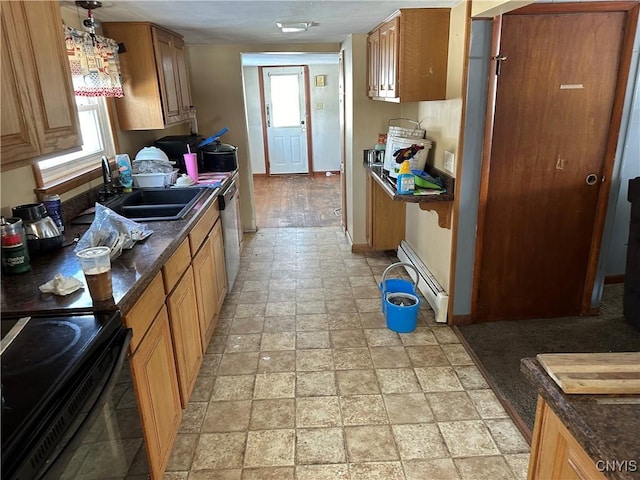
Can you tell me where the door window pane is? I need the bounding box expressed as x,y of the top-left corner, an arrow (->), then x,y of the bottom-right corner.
270,74 -> 300,127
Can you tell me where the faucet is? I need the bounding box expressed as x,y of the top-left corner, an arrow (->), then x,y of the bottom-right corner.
98,156 -> 118,202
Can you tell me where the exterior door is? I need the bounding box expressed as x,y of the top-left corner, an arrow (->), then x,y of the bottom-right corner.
474,8 -> 630,321
262,66 -> 310,174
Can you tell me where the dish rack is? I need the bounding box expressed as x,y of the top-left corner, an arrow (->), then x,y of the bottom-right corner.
387,118 -> 425,140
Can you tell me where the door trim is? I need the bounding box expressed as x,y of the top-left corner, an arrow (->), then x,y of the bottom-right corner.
471,2 -> 639,320
258,65 -> 313,176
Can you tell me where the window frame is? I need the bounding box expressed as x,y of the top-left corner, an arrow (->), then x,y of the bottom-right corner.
33,96 -> 118,196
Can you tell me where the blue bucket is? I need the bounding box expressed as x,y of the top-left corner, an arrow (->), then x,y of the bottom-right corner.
379,262 -> 421,333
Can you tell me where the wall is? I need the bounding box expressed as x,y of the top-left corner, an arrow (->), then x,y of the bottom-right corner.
340,34 -> 402,247
244,63 -> 341,175
403,1 -> 469,295
453,19 -> 492,316
598,19 -> 640,284
185,43 -> 339,232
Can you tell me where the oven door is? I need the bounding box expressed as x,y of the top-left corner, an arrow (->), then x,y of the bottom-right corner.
39,328 -> 151,480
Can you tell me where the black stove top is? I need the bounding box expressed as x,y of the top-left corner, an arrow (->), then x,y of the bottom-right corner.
1,311 -> 122,472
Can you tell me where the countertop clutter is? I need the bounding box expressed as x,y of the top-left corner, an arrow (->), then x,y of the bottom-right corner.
521,357 -> 640,480
0,181 -> 225,317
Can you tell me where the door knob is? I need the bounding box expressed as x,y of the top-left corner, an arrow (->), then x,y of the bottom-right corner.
585,174 -> 598,185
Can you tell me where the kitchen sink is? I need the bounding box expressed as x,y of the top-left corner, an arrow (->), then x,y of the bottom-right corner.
72,187 -> 207,224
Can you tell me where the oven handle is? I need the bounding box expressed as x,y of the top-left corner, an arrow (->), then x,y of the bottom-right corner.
38,328 -> 133,480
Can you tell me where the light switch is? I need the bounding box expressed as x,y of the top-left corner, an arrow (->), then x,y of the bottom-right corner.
444,151 -> 455,173
316,102 -> 324,110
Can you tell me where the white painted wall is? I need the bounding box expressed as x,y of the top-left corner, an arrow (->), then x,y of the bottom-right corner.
403,1 -> 468,296
243,63 -> 341,175
341,34 -> 402,247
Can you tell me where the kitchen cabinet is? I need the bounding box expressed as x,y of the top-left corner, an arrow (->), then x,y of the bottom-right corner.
101,22 -> 192,130
190,200 -> 227,351
129,305 -> 182,480
528,396 -> 605,480
367,8 -> 450,102
0,1 -> 81,170
164,240 -> 203,407
367,29 -> 380,97
366,173 -> 406,250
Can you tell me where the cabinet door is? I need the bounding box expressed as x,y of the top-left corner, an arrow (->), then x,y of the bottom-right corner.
528,398 -> 606,480
379,17 -> 399,99
369,176 -> 406,250
152,27 -> 181,126
1,1 -> 80,169
173,35 -> 192,120
130,306 -> 182,480
192,235 -> 219,351
367,29 -> 380,98
212,218 -> 228,313
166,266 -> 203,407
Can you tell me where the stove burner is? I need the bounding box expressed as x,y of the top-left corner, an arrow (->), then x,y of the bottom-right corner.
9,321 -> 81,375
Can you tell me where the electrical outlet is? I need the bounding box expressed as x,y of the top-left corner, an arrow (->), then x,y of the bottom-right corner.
444,151 -> 455,173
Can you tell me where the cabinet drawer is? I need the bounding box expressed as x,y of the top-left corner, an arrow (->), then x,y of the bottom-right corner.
124,272 -> 165,353
163,239 -> 191,293
189,202 -> 218,256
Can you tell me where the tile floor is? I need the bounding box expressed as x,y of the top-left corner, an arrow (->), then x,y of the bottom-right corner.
164,227 -> 530,480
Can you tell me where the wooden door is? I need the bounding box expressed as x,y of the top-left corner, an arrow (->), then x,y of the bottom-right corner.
367,29 -> 380,97
475,8 -> 633,321
130,306 -> 182,479
166,266 -> 203,407
173,35 -> 192,120
378,18 -> 398,98
192,234 -> 218,351
152,28 -> 181,125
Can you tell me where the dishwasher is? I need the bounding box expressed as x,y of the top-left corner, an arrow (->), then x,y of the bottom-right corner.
219,174 -> 241,293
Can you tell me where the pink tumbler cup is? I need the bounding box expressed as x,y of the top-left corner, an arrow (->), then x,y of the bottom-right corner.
183,153 -> 198,182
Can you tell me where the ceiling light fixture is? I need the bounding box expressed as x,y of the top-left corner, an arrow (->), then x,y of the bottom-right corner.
276,22 -> 312,33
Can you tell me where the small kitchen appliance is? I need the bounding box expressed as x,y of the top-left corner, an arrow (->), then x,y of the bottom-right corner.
11,203 -> 63,255
154,135 -> 205,173
200,139 -> 238,172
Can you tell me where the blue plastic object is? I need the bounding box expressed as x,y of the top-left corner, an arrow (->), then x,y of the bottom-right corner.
379,262 -> 421,333
198,127 -> 229,147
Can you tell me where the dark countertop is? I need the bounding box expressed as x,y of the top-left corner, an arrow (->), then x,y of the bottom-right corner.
366,163 -> 455,204
1,183 -> 226,317
521,357 -> 640,480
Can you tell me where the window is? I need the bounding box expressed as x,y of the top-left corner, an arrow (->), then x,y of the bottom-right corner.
269,74 -> 301,128
37,96 -> 115,186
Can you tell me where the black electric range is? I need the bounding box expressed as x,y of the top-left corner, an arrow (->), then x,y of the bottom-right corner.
1,310 -> 126,479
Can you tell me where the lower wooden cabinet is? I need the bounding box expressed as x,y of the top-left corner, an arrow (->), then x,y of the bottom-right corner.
366,174 -> 406,250
190,200 -> 227,352
166,265 -> 203,408
129,306 -> 182,480
528,396 -> 605,480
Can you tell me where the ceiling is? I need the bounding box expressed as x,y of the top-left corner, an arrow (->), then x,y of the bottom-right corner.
61,1 -> 459,46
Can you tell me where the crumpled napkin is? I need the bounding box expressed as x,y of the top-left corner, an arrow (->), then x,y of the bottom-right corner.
39,274 -> 84,296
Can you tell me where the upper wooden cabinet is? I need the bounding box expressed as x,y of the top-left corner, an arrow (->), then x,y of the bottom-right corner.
367,8 -> 450,103
0,1 -> 81,171
102,22 -> 193,130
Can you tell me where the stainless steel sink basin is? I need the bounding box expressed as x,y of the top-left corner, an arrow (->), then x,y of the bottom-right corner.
72,187 -> 207,224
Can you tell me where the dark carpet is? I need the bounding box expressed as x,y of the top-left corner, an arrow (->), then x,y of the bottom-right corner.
455,284 -> 640,433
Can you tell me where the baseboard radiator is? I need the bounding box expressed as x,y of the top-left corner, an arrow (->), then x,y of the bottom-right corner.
397,241 -> 448,323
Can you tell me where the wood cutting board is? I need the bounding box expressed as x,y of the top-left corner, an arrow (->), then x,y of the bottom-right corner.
536,352 -> 640,394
